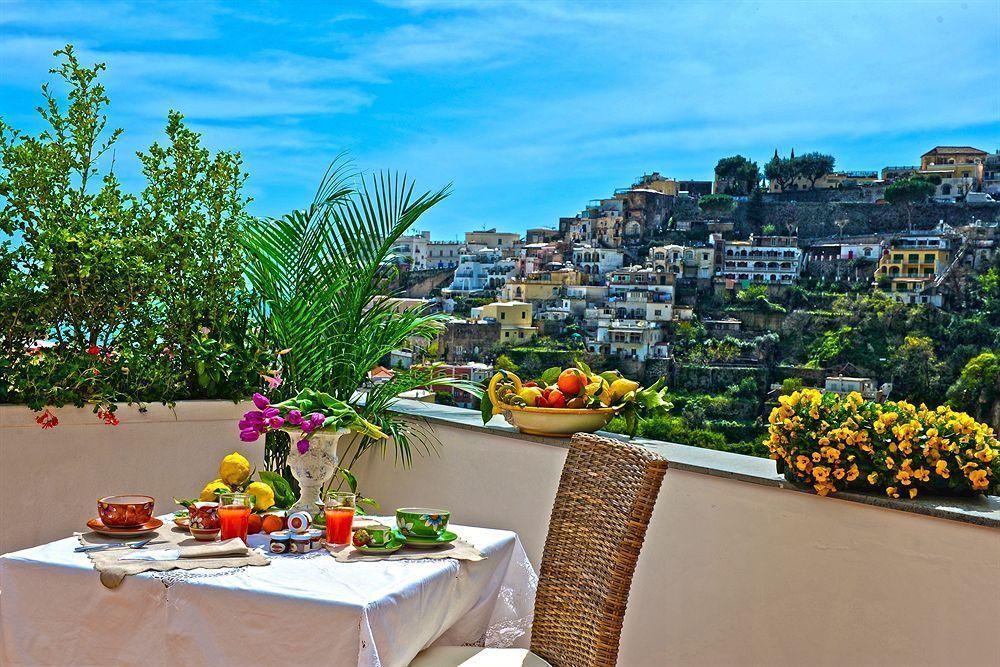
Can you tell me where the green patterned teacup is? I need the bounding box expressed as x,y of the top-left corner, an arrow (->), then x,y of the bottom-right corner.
367,524 -> 392,547
396,508 -> 450,538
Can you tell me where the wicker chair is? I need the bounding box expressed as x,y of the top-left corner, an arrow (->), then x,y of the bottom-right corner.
410,432 -> 668,667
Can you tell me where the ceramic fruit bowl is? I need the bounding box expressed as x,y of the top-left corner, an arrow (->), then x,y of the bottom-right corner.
500,404 -> 617,437
87,517 -> 163,537
395,508 -> 450,538
97,495 -> 155,527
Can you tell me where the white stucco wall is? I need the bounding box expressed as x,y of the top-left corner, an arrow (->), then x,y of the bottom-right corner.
0,401 -> 263,554
351,415 -> 1000,667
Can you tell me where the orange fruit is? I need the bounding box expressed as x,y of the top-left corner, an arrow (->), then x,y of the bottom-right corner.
557,368 -> 586,396
247,514 -> 263,534
261,514 -> 284,534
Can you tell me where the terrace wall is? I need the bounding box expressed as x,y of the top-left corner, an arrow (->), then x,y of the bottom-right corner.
2,400 -> 997,666
0,401 -> 260,554
354,401 -> 1000,667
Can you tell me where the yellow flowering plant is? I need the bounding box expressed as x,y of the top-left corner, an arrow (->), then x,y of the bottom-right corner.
765,390 -> 999,499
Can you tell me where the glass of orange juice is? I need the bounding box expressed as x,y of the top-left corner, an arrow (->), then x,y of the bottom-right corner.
218,493 -> 253,544
324,492 -> 356,545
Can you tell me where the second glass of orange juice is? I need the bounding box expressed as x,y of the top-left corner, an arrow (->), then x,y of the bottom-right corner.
324,492 -> 356,545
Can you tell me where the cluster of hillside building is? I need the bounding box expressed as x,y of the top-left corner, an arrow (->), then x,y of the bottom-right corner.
386,145 -> 998,372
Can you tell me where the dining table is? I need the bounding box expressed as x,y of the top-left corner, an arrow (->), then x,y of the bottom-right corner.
0,517 -> 537,667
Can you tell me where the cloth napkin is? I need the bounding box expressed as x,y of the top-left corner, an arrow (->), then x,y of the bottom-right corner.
77,524 -> 269,589
120,538 -> 250,561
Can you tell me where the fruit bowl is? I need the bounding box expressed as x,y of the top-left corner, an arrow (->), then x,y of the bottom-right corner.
499,404 -> 618,437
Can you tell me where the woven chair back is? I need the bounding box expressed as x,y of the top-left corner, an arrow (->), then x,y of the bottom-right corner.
530,432 -> 668,667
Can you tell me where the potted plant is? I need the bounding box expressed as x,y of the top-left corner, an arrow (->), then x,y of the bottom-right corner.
765,389 -> 999,499
241,158 -> 479,508
239,389 -> 386,510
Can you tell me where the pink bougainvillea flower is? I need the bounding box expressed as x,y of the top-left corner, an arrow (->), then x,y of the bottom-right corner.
87,345 -> 100,355
262,372 -> 283,389
296,439 -> 311,455
251,393 -> 270,410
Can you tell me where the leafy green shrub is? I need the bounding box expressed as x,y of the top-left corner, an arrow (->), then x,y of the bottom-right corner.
0,45 -> 264,418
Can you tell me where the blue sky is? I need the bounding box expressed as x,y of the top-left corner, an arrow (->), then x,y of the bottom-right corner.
1,0 -> 998,239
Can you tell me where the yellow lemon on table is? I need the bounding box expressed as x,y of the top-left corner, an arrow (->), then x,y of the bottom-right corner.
219,452 -> 251,486
199,479 -> 231,502
245,481 -> 275,511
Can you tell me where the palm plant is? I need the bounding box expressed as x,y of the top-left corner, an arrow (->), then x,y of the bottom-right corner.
242,156 -> 479,477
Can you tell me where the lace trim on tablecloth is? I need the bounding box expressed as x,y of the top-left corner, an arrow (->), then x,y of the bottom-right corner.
148,547 -> 327,587
482,541 -> 539,648
151,566 -> 249,588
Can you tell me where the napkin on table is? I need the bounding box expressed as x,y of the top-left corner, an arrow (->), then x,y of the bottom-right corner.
121,537 -> 250,561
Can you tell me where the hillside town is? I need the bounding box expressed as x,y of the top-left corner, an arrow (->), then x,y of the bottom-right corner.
380,145 -> 1000,454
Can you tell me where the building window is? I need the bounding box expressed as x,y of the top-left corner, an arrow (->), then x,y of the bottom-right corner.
924,254 -> 935,263
500,312 -> 505,320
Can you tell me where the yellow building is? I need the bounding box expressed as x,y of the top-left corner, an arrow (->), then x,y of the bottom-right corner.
631,172 -> 679,196
465,229 -> 521,249
472,301 -> 536,343
920,146 -> 988,171
500,269 -> 586,302
919,146 -> 987,199
874,235 -> 952,307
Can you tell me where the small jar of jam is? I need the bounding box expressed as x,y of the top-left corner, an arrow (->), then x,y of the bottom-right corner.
269,530 -> 290,554
290,533 -> 312,554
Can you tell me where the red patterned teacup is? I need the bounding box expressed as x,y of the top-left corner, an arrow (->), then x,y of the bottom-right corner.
189,501 -> 220,530
98,495 -> 155,527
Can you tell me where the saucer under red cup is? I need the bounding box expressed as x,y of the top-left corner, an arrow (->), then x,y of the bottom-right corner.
86,517 -> 163,537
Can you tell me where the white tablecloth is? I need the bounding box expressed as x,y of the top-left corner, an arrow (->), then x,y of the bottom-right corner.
0,519 -> 536,667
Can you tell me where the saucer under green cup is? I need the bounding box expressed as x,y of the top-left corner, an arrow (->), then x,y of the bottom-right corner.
356,537 -> 404,555
395,508 -> 451,538
393,529 -> 458,549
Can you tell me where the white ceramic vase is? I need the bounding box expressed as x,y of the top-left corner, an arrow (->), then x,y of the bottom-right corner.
283,428 -> 348,512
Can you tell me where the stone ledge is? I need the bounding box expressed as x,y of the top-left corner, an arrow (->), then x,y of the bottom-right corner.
387,398 -> 1000,530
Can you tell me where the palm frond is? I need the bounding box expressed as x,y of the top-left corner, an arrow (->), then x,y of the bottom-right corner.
244,156 -> 455,468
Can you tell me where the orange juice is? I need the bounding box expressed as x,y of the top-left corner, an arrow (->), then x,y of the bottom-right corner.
219,504 -> 251,544
325,507 -> 355,545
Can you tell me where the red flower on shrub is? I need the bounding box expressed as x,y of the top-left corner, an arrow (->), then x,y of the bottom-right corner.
87,345 -> 100,355
97,408 -> 119,426
35,409 -> 58,429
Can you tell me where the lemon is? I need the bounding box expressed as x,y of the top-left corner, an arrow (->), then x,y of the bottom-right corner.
609,379 -> 641,404
517,386 -> 543,406
245,481 -> 275,511
199,479 -> 231,502
219,452 -> 252,486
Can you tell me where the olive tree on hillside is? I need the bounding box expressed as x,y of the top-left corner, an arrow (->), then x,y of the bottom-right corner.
796,152 -> 836,189
714,155 -> 760,196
